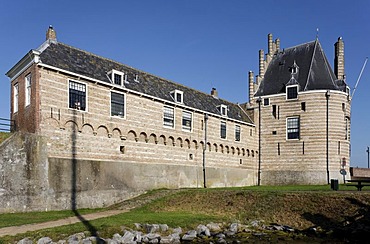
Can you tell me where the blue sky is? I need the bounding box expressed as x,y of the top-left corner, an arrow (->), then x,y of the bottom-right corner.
0,0 -> 369,167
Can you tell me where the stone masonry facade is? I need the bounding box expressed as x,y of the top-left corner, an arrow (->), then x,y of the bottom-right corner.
1,28 -> 351,212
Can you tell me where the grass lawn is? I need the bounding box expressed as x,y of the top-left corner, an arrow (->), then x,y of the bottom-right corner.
0,132 -> 11,144
0,185 -> 366,243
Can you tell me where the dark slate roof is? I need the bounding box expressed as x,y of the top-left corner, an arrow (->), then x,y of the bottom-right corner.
255,40 -> 347,97
39,42 -> 253,124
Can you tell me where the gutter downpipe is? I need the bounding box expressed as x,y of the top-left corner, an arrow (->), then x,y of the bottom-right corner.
326,90 -> 330,184
257,97 -> 262,186
203,113 -> 208,188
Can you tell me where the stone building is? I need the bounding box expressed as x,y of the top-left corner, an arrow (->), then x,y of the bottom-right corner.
0,27 -> 350,212
1,27 -> 257,211
246,34 -> 350,185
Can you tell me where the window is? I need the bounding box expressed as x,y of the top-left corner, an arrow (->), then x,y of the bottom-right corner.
110,70 -> 124,86
301,102 -> 306,111
218,104 -> 228,116
182,111 -> 192,131
220,121 -> 227,139
114,73 -> 122,85
134,74 -> 139,82
272,105 -> 277,118
111,92 -> 125,117
263,98 -> 270,106
171,90 -> 183,104
235,125 -> 241,141
13,83 -> 19,113
287,117 -> 300,140
69,81 -> 86,111
286,85 -> 298,100
25,74 -> 31,107
163,106 -> 174,128
345,117 -> 350,140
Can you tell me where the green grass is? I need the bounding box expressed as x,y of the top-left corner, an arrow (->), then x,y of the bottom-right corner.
0,209 -> 103,228
0,132 -> 11,144
0,208 -> 224,243
0,184 -> 363,243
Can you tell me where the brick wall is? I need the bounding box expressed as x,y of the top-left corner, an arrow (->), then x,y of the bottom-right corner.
10,64 -> 40,133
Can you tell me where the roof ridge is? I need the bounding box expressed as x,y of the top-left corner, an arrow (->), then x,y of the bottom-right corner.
49,42 -> 243,107
304,39 -> 318,91
282,40 -> 316,52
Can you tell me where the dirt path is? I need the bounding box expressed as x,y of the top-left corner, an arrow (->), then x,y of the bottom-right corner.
0,189 -> 182,237
0,210 -> 127,237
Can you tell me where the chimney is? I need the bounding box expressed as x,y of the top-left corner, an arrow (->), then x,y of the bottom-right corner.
211,87 -> 218,98
259,49 -> 265,78
46,25 -> 57,42
275,38 -> 280,52
248,71 -> 255,102
334,37 -> 345,80
268,33 -> 273,56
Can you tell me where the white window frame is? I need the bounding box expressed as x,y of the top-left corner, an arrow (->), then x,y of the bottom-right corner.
182,110 -> 192,132
286,116 -> 300,140
163,106 -> 175,128
68,80 -> 88,111
134,74 -> 139,82
235,125 -> 241,141
109,69 -> 124,86
286,85 -> 299,100
110,91 -> 126,118
25,73 -> 31,107
171,90 -> 183,104
13,83 -> 19,113
220,121 -> 227,139
218,104 -> 228,117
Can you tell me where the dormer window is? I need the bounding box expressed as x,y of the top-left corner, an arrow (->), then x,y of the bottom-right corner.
134,74 -> 139,82
218,104 -> 228,117
289,61 -> 299,75
171,90 -> 183,104
109,70 -> 124,86
286,85 -> 298,100
124,74 -> 128,83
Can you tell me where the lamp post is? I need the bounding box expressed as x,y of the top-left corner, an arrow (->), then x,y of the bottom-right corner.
202,113 -> 208,188
325,91 -> 330,184
256,97 -> 262,186
367,146 -> 369,169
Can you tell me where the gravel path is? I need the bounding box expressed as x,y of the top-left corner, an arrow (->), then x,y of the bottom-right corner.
0,189 -> 182,237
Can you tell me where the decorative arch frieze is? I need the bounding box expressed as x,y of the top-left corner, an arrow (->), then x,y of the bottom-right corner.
149,133 -> 157,144
127,130 -> 138,141
168,136 -> 175,146
176,137 -> 183,147
139,132 -> 148,142
184,139 -> 190,149
159,135 -> 166,145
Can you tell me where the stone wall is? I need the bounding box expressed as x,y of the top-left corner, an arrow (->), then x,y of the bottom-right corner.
0,132 -> 256,212
37,67 -> 258,182
255,90 -> 350,185
0,133 -> 49,212
1,65 -> 259,212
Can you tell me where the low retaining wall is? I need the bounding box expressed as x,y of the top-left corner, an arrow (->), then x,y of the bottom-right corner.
0,133 -> 256,212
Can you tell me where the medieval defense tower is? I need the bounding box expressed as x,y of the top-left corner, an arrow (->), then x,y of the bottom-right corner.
247,34 -> 351,185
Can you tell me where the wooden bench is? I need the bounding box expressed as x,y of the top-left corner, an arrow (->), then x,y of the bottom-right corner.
346,167 -> 370,191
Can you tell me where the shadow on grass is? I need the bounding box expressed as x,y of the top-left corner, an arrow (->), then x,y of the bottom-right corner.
302,197 -> 370,242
